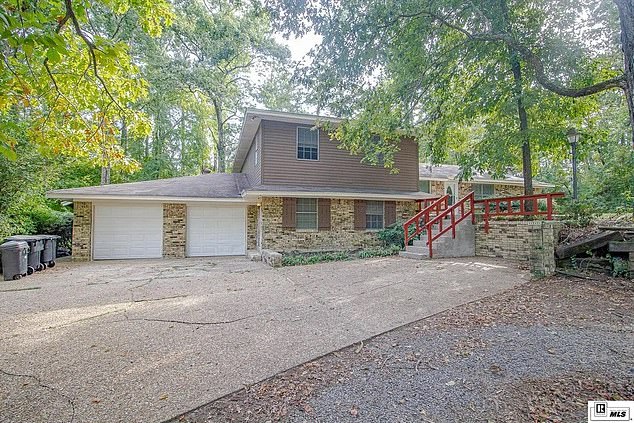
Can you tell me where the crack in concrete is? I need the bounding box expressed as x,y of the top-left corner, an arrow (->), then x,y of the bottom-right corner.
130,314 -> 256,326
0,368 -> 76,423
132,294 -> 189,303
0,286 -> 41,293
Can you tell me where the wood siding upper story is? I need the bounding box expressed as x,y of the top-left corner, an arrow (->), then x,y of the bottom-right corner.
259,120 -> 419,191
240,127 -> 262,186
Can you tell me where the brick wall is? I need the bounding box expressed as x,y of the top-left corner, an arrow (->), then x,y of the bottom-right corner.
493,184 -> 523,197
260,197 -> 418,252
430,181 -> 445,196
72,201 -> 92,261
163,203 -> 186,258
396,200 -> 418,220
475,220 -> 563,277
247,205 -> 258,250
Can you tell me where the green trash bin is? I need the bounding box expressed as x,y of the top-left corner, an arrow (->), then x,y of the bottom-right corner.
0,241 -> 29,281
6,235 -> 45,274
37,235 -> 61,268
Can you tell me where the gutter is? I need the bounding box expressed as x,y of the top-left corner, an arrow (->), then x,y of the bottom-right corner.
46,193 -> 254,203
242,190 -> 435,201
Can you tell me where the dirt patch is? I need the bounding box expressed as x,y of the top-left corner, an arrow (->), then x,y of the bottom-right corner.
174,275 -> 634,422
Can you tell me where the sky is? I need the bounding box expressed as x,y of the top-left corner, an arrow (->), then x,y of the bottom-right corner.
275,32 -> 322,64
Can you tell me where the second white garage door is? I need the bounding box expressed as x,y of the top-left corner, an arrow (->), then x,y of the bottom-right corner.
187,205 -> 246,256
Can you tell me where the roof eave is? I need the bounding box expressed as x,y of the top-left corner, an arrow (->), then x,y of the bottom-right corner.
46,193 -> 252,203
243,190 -> 435,201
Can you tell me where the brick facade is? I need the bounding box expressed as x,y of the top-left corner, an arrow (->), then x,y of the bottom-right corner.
430,181 -> 445,197
475,220 -> 563,277
260,197 -> 418,253
72,201 -> 93,261
493,184 -> 524,197
163,203 -> 187,258
426,180 -> 541,199
247,205 -> 258,250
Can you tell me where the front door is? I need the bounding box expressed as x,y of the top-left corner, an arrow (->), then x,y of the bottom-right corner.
444,181 -> 458,205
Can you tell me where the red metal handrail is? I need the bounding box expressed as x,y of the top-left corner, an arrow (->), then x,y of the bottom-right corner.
416,197 -> 441,212
474,192 -> 565,233
404,195 -> 448,247
424,192 -> 475,258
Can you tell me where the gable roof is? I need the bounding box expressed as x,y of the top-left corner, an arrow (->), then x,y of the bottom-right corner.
47,173 -> 251,201
232,108 -> 341,173
419,164 -> 554,188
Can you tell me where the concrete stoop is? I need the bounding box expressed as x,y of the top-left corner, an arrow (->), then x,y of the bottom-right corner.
400,222 -> 476,259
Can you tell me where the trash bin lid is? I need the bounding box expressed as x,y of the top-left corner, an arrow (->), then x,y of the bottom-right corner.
6,235 -> 47,241
0,240 -> 29,251
35,234 -> 61,240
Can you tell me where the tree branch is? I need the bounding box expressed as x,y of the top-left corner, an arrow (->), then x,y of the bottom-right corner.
387,10 -> 627,98
63,0 -> 126,113
426,12 -> 627,96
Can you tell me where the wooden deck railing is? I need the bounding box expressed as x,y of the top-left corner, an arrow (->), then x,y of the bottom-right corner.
475,192 -> 565,233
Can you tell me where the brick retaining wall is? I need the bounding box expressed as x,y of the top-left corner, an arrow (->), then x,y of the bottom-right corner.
475,220 -> 563,277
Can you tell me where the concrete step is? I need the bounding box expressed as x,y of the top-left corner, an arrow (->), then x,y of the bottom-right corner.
399,250 -> 429,260
408,221 -> 476,259
404,245 -> 428,255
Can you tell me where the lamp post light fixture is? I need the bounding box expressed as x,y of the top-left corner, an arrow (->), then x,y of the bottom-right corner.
567,127 -> 580,200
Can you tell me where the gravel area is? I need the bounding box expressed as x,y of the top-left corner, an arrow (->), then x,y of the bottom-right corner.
175,275 -> 634,422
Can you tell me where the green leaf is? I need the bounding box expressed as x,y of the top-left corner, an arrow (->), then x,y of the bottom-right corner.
46,48 -> 61,63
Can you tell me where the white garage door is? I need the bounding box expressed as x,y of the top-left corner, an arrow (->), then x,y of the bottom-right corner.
93,204 -> 163,259
187,205 -> 246,256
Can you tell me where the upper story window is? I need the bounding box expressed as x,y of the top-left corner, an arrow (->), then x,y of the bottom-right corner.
419,180 -> 431,193
473,183 -> 494,200
297,127 -> 319,160
366,200 -> 384,230
296,198 -> 318,230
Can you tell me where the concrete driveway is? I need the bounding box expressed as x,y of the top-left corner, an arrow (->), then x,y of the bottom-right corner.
0,256 -> 528,422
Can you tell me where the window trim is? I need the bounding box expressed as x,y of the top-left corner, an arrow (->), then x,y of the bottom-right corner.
472,183 -> 495,200
418,180 -> 431,193
365,200 -> 385,231
295,198 -> 318,231
296,126 -> 320,161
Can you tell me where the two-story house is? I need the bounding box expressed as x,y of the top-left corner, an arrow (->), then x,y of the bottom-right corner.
48,109 -> 431,261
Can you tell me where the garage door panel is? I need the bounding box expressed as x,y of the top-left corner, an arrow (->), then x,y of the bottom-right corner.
187,205 -> 246,257
93,204 -> 163,260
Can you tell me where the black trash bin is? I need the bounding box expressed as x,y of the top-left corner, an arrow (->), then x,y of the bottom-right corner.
38,235 -> 61,268
0,241 -> 29,281
6,235 -> 45,274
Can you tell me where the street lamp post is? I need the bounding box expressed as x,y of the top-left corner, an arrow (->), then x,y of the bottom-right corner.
567,128 -> 580,200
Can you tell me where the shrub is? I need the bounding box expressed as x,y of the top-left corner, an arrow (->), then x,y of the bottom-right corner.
356,244 -> 401,258
377,220 -> 414,247
558,198 -> 596,227
282,251 -> 351,266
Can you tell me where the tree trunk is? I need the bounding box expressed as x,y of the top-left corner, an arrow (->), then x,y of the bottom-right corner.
499,0 -> 533,196
121,116 -> 128,152
100,165 -> 111,185
615,0 -> 634,147
213,99 -> 226,173
510,54 -> 534,196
